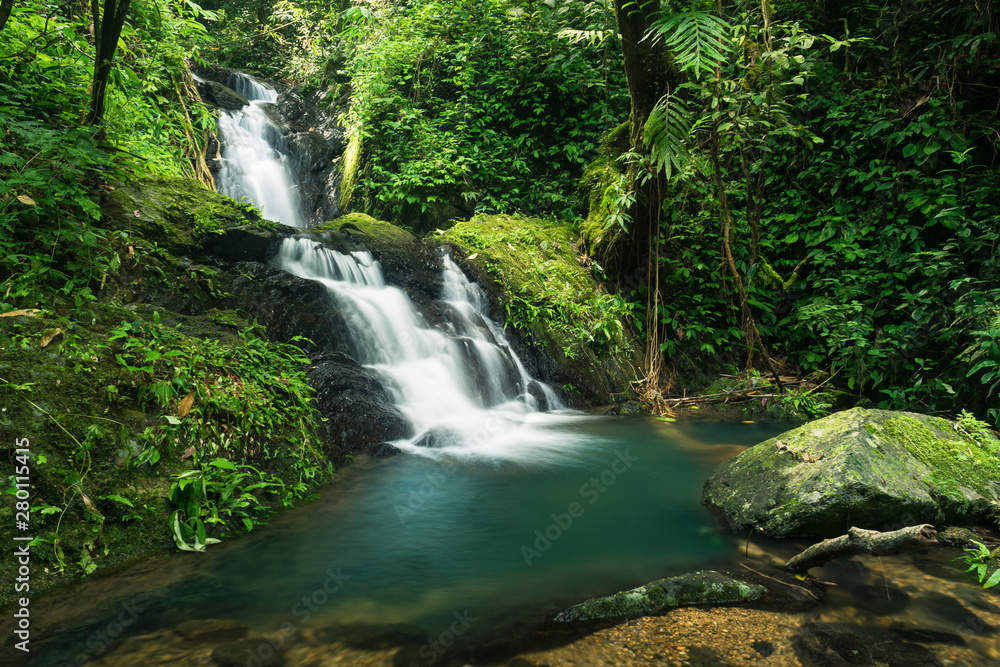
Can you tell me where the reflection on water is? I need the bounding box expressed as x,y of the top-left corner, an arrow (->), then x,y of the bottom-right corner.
17,416 -> 780,664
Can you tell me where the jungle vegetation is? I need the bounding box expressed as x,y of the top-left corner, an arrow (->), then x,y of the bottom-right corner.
1,0 -> 1000,575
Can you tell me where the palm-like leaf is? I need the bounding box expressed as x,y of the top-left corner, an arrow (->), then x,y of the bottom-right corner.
644,93 -> 690,179
644,11 -> 733,79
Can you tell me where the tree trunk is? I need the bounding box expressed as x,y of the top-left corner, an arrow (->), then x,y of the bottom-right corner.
610,0 -> 675,280
0,0 -> 14,35
86,0 -> 132,126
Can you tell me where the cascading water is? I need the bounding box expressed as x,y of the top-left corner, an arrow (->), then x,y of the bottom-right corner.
273,237 -> 574,461
214,73 -> 305,227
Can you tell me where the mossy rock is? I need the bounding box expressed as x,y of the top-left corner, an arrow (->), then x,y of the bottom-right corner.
554,570 -> 765,623
436,213 -> 636,405
315,212 -> 418,247
101,176 -> 270,254
702,407 -> 1000,537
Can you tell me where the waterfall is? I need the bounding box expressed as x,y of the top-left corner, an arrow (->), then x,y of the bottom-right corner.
214,73 -> 305,228
273,237 -> 573,461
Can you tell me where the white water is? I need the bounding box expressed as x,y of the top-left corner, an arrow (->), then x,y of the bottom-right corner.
215,74 -> 305,227
273,237 -> 581,463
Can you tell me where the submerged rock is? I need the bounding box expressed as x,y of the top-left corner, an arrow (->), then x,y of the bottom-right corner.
211,637 -> 285,666
792,622 -> 946,667
177,618 -> 249,644
553,570 -> 765,623
702,407 -> 1000,537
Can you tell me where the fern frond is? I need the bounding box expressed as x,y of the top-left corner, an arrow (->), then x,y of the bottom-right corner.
644,94 -> 691,179
643,11 -> 733,79
557,28 -> 613,48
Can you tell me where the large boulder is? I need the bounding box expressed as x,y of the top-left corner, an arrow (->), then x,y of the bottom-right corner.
702,408 -> 1000,537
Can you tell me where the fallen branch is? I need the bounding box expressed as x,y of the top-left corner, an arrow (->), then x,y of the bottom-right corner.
785,524 -> 938,572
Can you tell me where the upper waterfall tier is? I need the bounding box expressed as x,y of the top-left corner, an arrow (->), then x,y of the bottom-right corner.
215,73 -> 305,227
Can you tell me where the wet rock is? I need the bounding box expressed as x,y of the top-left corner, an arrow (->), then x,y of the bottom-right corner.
312,622 -> 428,649
288,131 -> 335,174
792,622 -> 943,667
203,225 -> 277,262
702,408 -> 999,538
306,350 -> 412,463
177,618 -> 248,644
228,261 -> 354,354
203,81 -> 250,110
211,637 -> 285,666
554,570 -> 765,623
935,526 -> 982,548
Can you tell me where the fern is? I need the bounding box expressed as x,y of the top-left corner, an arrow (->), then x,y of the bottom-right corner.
643,11 -> 733,79
644,93 -> 691,179
556,28 -> 613,47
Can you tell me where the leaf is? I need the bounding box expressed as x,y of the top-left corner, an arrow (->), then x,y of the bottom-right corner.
984,568 -> 1000,589
40,328 -> 63,348
16,194 -> 37,205
644,11 -> 733,79
467,253 -> 479,260
102,494 -> 134,508
163,415 -> 182,425
209,457 -> 238,470
177,391 -> 195,418
644,93 -> 691,179
182,446 -> 195,459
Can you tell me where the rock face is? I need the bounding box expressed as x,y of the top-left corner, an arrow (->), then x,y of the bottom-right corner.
702,407 -> 1000,537
306,351 -> 412,463
554,571 -> 765,623
203,81 -> 249,110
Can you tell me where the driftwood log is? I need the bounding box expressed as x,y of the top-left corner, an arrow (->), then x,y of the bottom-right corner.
785,524 -> 939,572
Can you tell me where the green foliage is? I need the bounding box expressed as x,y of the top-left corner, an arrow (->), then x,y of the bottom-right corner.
956,540 -> 1000,589
336,0 -> 628,226
626,0 -> 1000,414
1,1 -> 219,310
644,10 -> 733,79
108,317 -> 324,491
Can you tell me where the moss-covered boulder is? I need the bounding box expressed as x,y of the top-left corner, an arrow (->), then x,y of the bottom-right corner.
702,407 -> 1000,537
436,214 -> 636,406
100,176 -> 268,255
554,571 -> 765,623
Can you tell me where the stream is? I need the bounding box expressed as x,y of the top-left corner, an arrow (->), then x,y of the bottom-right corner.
12,72 -> 1000,666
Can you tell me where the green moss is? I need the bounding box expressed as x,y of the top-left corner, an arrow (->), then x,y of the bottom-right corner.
555,570 -> 765,622
578,121 -> 630,266
101,177 -> 269,253
316,212 -> 418,246
881,414 -> 1000,499
339,131 -> 363,212
437,214 -> 636,403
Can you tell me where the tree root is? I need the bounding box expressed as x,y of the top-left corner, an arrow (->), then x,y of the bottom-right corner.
785,524 -> 939,572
